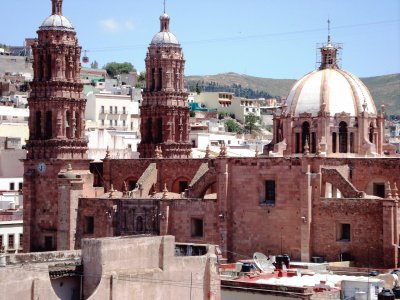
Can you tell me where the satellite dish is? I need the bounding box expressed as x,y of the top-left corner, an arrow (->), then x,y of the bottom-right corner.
253,252 -> 275,273
377,273 -> 397,290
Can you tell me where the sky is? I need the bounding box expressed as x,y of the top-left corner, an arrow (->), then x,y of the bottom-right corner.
1,0 -> 399,79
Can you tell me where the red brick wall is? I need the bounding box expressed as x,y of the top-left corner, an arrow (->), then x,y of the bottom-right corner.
312,199 -> 383,267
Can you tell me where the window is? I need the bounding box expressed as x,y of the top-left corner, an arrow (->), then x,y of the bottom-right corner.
101,106 -> 105,113
339,122 -> 348,153
45,111 -> 52,139
0,235 -> 3,250
191,218 -> 203,238
128,180 -> 137,190
9,182 -> 15,190
109,106 -> 113,114
8,234 -> 14,249
373,183 -> 385,198
337,223 -> 351,241
122,120 -> 126,127
332,132 -> 337,153
101,120 -> 104,126
44,236 -> 54,251
301,122 -> 310,153
109,120 -> 112,126
264,180 -> 276,204
114,120 -> 117,126
84,216 -> 94,234
18,182 -> 22,190
19,234 -> 23,248
123,107 -> 126,114
179,181 -> 188,194
115,106 -> 118,114
295,133 -> 300,153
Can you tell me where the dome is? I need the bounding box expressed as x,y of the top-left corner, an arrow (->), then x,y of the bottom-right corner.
39,14 -> 75,31
286,68 -> 376,117
151,31 -> 180,45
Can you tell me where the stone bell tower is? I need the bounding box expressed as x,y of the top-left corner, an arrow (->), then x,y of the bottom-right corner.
27,0 -> 87,159
23,0 -> 91,252
137,11 -> 191,158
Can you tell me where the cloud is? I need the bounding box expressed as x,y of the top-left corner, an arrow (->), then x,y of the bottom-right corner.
99,18 -> 135,33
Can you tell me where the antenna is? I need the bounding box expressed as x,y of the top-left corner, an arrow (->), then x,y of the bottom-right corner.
164,0 -> 166,13
327,18 -> 331,43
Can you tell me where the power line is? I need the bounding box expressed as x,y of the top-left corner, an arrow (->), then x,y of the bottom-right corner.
86,19 -> 400,53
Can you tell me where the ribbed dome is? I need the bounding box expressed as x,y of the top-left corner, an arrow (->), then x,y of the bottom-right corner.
151,31 -> 180,45
150,12 -> 180,46
39,14 -> 75,31
286,68 -> 376,117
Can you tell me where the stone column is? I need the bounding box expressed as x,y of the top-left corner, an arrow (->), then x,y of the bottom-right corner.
300,159 -> 312,262
217,159 -> 230,260
382,199 -> 398,268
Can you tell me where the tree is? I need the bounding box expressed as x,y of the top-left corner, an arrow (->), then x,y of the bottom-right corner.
225,119 -> 241,133
218,112 -> 228,120
90,60 -> 99,69
195,82 -> 201,94
104,62 -> 136,78
245,113 -> 260,134
135,71 -> 146,88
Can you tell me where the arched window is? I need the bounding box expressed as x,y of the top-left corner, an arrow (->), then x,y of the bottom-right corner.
151,68 -> 155,91
35,111 -> 42,139
295,133 -> 300,153
157,117 -> 163,143
332,132 -> 337,153
339,121 -> 348,153
369,123 -> 374,143
45,111 -> 52,139
66,111 -> 72,139
311,132 -> 316,153
146,118 -> 152,142
75,112 -> 80,138
301,122 -> 310,153
158,68 -> 162,91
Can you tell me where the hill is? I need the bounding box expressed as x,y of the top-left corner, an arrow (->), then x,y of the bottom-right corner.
185,72 -> 400,115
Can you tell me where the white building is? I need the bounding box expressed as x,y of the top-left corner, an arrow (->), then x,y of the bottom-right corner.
85,91 -> 137,131
86,129 -> 140,161
194,92 -> 264,123
0,105 -> 29,124
0,216 -> 23,253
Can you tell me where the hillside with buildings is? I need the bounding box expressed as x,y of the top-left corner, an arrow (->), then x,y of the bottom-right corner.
186,72 -> 400,115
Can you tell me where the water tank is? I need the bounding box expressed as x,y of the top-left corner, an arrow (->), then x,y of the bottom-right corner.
378,289 -> 395,300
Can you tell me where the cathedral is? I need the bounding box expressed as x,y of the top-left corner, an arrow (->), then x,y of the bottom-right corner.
23,0 -> 400,269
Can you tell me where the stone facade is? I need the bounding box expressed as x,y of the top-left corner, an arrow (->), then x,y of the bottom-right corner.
23,0 -> 95,252
0,235 -> 220,300
23,1 -> 400,272
72,157 -> 400,269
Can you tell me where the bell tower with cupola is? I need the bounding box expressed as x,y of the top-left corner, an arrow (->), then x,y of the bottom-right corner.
138,10 -> 191,158
27,0 -> 87,159
23,0 -> 92,252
